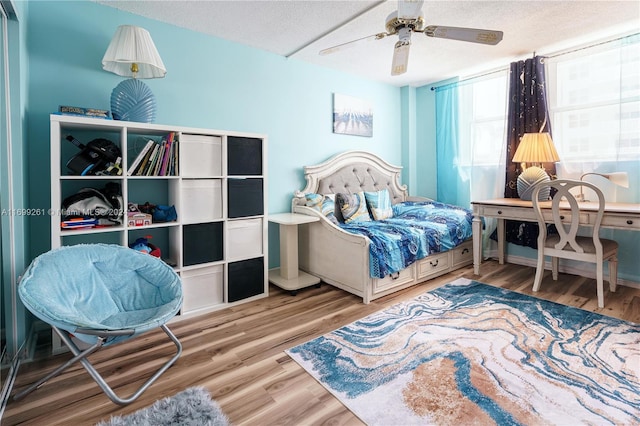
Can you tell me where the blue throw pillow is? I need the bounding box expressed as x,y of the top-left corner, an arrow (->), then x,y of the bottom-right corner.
364,189 -> 393,220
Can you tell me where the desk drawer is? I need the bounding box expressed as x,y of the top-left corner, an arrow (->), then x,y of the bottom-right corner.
541,210 -> 588,225
479,205 -> 533,221
600,214 -> 640,230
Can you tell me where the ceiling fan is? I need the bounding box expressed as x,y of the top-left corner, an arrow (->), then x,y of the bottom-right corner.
319,0 -> 504,76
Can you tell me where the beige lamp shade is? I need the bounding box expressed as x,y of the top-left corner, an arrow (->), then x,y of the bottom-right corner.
102,25 -> 166,79
512,132 -> 560,165
513,132 -> 560,201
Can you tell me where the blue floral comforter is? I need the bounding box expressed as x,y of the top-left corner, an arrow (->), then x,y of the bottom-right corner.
339,201 -> 474,278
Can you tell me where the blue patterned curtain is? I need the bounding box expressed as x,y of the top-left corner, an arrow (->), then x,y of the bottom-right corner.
501,56 -> 556,248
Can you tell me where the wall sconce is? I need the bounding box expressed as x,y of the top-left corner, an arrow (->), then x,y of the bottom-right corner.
577,172 -> 629,202
512,132 -> 560,201
102,25 -> 166,123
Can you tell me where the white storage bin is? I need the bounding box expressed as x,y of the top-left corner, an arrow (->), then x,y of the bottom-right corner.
181,179 -> 222,223
180,134 -> 222,177
181,265 -> 224,314
227,218 -> 263,261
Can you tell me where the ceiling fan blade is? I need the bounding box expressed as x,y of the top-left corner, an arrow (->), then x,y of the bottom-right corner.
424,25 -> 503,45
319,32 -> 389,55
397,0 -> 425,19
391,41 -> 410,76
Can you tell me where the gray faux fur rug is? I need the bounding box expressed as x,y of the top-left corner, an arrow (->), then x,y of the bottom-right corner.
97,387 -> 230,426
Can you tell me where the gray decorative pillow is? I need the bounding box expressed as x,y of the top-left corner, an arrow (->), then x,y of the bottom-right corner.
336,192 -> 371,224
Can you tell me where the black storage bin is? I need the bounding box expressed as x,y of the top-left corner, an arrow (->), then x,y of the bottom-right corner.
228,178 -> 263,218
228,257 -> 264,302
183,222 -> 223,266
228,137 -> 262,176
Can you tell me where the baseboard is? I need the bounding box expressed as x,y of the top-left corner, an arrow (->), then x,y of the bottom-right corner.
498,253 -> 640,289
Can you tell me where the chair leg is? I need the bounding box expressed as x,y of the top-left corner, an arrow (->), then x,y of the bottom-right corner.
15,324 -> 182,406
608,255 -> 618,293
533,251 -> 545,292
551,257 -> 559,281
596,261 -> 604,309
13,334 -> 105,401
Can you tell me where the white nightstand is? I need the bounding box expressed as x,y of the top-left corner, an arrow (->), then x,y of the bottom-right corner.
268,213 -> 321,294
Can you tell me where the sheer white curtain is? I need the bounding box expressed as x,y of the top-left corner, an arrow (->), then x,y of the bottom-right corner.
435,72 -> 508,253
546,34 -> 640,203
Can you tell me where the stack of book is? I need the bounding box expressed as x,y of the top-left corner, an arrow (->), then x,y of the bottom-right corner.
127,132 -> 179,176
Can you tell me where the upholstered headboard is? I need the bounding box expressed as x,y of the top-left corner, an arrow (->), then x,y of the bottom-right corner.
293,151 -> 408,207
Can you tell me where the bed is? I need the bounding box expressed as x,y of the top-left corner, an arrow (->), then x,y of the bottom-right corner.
291,150 -> 474,304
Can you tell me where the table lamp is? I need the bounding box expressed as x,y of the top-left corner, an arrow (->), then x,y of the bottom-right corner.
102,25 -> 166,123
577,172 -> 629,202
512,132 -> 560,201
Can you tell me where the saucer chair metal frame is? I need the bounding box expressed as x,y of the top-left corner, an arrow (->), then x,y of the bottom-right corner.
14,244 -> 183,405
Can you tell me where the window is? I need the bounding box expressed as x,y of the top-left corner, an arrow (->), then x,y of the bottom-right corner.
457,73 -> 508,167
546,34 -> 640,163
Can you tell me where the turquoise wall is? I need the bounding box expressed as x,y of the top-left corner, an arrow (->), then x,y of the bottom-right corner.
25,1 -> 404,266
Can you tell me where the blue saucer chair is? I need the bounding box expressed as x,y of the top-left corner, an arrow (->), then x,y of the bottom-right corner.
14,244 -> 183,405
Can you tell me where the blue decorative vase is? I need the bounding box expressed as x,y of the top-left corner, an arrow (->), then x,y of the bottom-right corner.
517,166 -> 551,201
110,79 -> 157,123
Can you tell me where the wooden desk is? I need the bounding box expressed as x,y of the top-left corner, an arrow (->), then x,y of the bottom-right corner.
471,198 -> 640,275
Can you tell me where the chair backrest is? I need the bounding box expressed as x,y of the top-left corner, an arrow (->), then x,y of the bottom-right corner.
532,179 -> 606,256
18,244 -> 182,339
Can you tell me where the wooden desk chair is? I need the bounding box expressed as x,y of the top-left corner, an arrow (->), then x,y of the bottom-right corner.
531,179 -> 618,308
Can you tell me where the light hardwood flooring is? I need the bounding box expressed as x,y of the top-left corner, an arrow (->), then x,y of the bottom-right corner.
3,260 -> 640,425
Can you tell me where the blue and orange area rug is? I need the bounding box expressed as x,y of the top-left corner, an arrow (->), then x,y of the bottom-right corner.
287,278 -> 640,425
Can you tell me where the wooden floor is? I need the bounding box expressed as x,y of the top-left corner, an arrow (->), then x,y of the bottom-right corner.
4,260 -> 640,425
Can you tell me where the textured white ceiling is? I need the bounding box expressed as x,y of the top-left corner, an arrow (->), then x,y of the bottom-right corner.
95,0 -> 640,87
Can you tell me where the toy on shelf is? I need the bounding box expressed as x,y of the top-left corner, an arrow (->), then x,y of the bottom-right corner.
129,236 -> 161,258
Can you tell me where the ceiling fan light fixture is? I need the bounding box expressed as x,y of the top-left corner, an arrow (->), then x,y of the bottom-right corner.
391,41 -> 410,76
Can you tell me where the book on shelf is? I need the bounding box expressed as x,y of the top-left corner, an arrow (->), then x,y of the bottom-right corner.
173,138 -> 179,175
127,139 -> 155,175
58,105 -> 111,119
168,137 -> 177,176
136,143 -> 158,176
151,140 -> 166,176
159,132 -> 174,176
128,132 -> 178,177
144,143 -> 161,176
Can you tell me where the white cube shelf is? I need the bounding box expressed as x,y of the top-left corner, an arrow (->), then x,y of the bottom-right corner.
49,115 -> 268,353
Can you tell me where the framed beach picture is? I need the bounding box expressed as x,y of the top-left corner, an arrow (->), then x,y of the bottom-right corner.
333,93 -> 373,137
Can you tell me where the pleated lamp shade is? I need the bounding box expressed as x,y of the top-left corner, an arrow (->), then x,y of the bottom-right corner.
513,132 -> 560,165
513,132 -> 560,201
102,25 -> 166,78
102,25 -> 165,123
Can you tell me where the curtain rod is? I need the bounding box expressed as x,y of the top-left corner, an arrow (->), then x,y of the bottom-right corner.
430,31 -> 639,92
546,31 -> 638,59
429,67 -> 506,91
